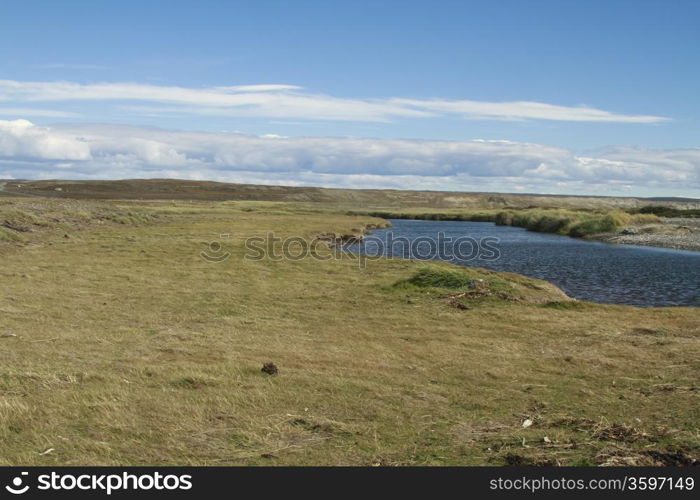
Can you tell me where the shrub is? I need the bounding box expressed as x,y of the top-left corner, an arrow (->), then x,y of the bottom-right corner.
568,216 -> 618,237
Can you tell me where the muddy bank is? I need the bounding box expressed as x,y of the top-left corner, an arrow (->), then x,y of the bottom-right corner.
315,220 -> 392,246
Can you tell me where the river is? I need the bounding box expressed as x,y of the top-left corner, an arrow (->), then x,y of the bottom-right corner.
353,219 -> 700,307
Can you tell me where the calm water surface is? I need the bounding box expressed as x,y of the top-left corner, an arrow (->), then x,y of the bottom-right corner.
356,219 -> 700,307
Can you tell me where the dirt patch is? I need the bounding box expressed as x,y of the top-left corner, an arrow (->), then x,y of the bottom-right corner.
261,362 -> 279,375
547,417 -> 668,444
171,377 -> 210,389
449,300 -> 471,310
291,418 -> 337,435
649,383 -> 698,393
591,422 -> 650,443
596,446 -> 699,466
627,327 -> 664,336
502,453 -> 559,466
314,221 -> 385,247
645,448 -> 699,466
451,421 -> 512,444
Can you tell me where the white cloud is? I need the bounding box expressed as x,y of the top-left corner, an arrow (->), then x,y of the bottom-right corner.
0,108 -> 81,118
31,63 -> 111,71
213,84 -> 303,92
0,80 -> 669,123
0,119 -> 91,161
390,98 -> 669,123
0,119 -> 696,197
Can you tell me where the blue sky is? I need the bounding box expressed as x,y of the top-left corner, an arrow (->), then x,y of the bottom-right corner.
0,0 -> 698,196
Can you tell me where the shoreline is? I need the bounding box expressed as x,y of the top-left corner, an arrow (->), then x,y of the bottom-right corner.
589,218 -> 700,252
350,217 -> 698,308
362,212 -> 700,253
591,234 -> 700,252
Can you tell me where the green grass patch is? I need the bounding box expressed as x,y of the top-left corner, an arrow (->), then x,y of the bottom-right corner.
400,267 -> 476,289
495,209 -> 659,237
0,226 -> 26,242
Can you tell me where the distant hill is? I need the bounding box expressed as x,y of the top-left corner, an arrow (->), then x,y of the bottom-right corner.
644,197 -> 700,202
2,178 -> 699,210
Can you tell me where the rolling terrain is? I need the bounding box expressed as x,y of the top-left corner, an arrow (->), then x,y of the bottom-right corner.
0,194 -> 698,465
2,179 -> 698,210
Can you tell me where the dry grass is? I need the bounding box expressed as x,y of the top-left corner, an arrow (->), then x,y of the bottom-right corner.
0,197 -> 698,465
4,178 -> 699,211
492,209 -> 661,237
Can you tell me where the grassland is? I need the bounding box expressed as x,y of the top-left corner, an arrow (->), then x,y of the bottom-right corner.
0,197 -> 698,466
5,179 -> 698,248
4,178 -> 699,211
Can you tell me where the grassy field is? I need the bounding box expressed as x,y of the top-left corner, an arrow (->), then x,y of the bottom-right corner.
0,197 -> 698,466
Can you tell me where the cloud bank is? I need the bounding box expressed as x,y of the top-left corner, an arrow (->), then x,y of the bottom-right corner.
0,119 -> 697,197
0,80 -> 669,123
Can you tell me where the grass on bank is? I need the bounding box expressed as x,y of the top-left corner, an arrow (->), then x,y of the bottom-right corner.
0,198 -> 698,466
349,208 -> 660,238
494,209 -> 659,237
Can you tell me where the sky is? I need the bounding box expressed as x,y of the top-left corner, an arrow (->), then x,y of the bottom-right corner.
0,0 -> 698,197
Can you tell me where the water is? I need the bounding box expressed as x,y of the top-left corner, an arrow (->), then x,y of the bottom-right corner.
353,219 -> 700,307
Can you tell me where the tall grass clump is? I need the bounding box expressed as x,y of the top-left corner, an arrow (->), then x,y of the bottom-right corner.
567,215 -> 619,237
630,213 -> 661,224
495,209 -> 657,238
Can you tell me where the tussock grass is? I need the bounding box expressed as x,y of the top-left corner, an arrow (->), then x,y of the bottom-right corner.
495,209 -> 660,237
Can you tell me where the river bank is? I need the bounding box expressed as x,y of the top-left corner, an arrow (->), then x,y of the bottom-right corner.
352,218 -> 700,307
353,209 -> 699,252
592,218 -> 700,251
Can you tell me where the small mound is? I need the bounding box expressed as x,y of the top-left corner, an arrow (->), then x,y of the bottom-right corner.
404,268 -> 476,289
395,265 -> 571,306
